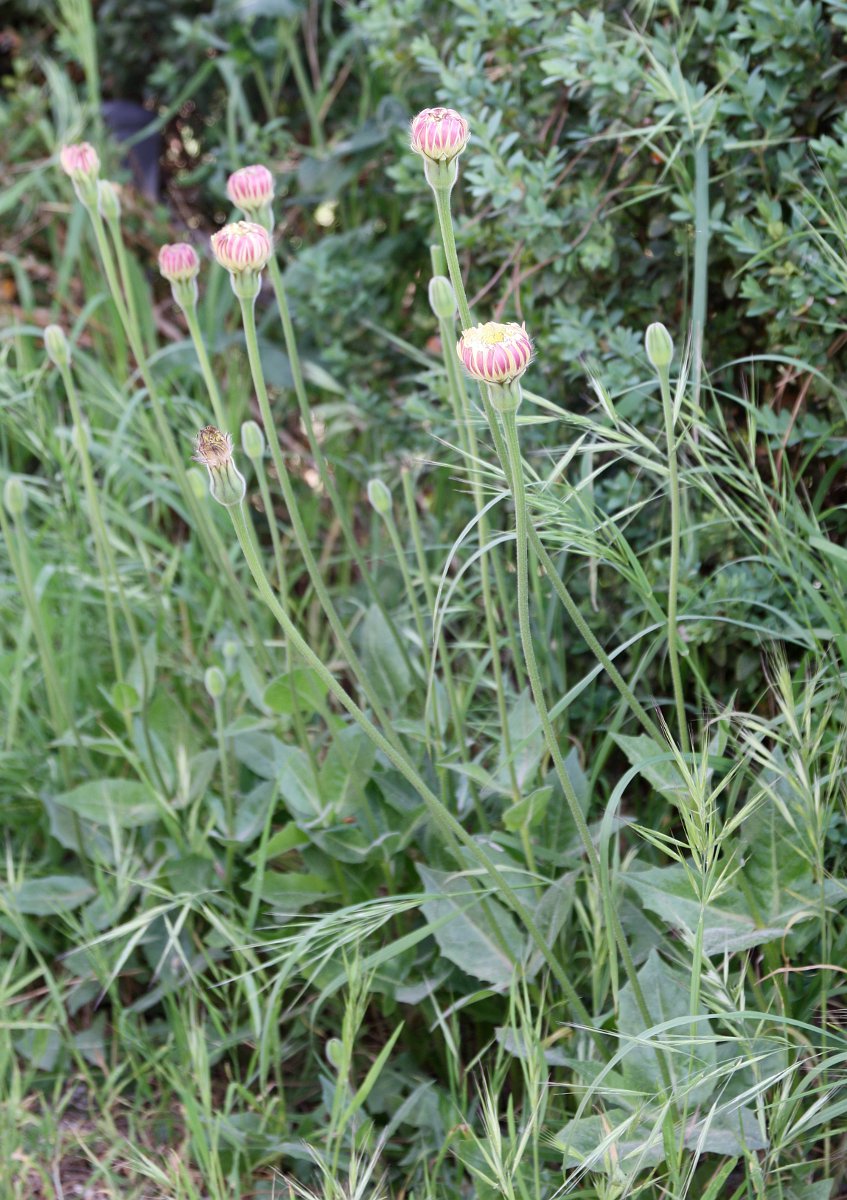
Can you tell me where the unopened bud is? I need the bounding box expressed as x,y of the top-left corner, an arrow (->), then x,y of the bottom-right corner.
428,275 -> 456,320
186,467 -> 207,501
44,324 -> 70,368
204,666 -> 226,699
241,420 -> 265,461
645,322 -> 674,371
59,141 -> 100,207
97,180 -> 121,222
3,476 -> 27,517
367,478 -> 392,516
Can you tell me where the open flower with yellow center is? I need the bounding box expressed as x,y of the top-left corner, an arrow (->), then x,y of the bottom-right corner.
227,164 -> 274,216
410,108 -> 470,163
457,321 -> 533,386
192,426 -> 246,508
210,221 -> 272,274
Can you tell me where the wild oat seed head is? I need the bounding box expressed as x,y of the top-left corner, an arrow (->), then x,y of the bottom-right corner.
410,108 -> 470,164
457,321 -> 533,385
227,164 -> 275,215
210,221 -> 272,274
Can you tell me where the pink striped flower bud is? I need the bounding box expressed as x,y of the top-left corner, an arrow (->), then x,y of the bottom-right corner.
227,164 -> 274,216
59,142 -> 100,183
457,322 -> 533,386
158,242 -> 200,283
410,108 -> 470,164
210,221 -> 272,274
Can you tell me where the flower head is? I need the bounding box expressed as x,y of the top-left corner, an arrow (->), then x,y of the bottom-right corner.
192,426 -> 246,508
59,142 -> 100,183
227,164 -> 274,216
158,242 -> 200,283
410,108 -> 470,164
457,321 -> 533,386
210,221 -> 272,274
645,322 -> 674,371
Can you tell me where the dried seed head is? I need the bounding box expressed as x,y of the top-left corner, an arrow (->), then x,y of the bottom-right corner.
192,426 -> 246,508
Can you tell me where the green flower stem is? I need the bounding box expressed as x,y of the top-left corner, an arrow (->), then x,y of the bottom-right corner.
225,497 -> 603,1050
658,366 -> 690,754
428,195 -> 521,801
253,453 -> 321,786
399,468 -> 473,763
83,202 -> 267,660
183,302 -> 228,430
213,691 -> 234,883
264,252 -> 406,655
500,407 -> 671,1089
691,140 -> 710,413
107,213 -> 146,358
238,293 -> 405,747
431,181 -> 661,745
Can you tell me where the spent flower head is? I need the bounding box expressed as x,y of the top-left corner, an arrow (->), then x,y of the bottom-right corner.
457,321 -> 533,386
227,164 -> 274,217
192,426 -> 246,508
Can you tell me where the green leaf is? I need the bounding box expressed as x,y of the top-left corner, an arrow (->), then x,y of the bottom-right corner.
261,871 -> 336,914
497,689 -> 543,790
417,865 -> 524,987
264,669 -> 328,716
613,734 -> 687,801
320,727 -> 376,816
54,780 -> 161,827
359,604 -> 412,710
249,821 -> 309,863
5,875 -> 95,916
618,949 -> 715,1103
503,786 -> 551,832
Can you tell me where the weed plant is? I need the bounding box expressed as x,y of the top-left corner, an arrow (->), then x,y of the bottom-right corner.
1,4 -> 847,1198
